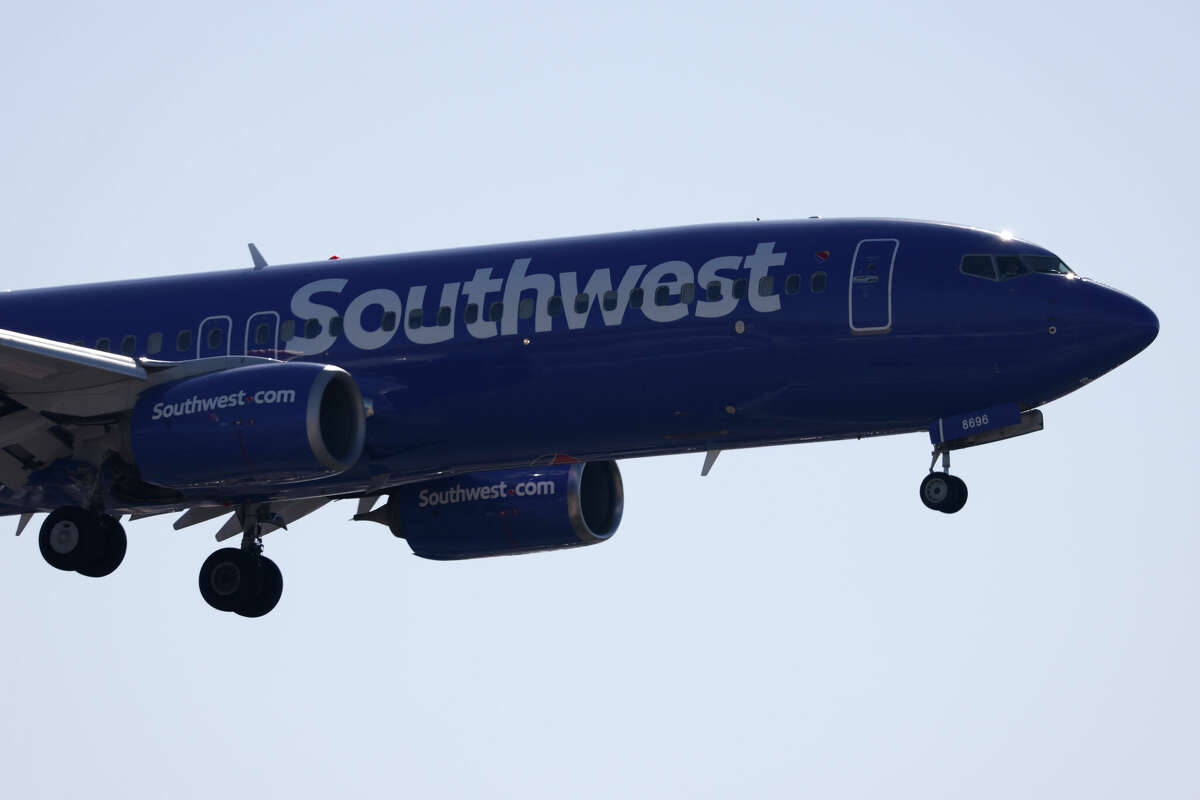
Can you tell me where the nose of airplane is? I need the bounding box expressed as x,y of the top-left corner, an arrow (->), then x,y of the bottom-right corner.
1081,281 -> 1159,373
1130,295 -> 1159,351
1108,287 -> 1158,355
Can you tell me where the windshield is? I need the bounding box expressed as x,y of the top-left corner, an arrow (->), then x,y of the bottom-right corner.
1020,255 -> 1073,275
960,254 -> 1075,281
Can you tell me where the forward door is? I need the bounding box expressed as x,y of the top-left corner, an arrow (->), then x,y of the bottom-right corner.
849,238 -> 898,334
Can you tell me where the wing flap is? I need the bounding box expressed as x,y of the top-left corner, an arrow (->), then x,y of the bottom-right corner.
0,450 -> 28,490
0,409 -> 51,440
20,429 -> 71,464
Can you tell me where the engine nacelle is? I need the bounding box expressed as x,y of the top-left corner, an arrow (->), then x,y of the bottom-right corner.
364,461 -> 624,560
129,362 -> 365,489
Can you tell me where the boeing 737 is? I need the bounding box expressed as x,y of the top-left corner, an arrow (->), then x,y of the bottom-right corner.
0,218 -> 1158,617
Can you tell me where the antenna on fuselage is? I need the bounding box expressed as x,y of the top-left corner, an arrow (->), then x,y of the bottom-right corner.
248,243 -> 268,270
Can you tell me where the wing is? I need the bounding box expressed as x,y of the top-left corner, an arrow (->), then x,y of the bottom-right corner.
0,327 -> 273,493
0,328 -> 147,411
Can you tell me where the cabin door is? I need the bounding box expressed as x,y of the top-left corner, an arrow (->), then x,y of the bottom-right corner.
244,311 -> 279,358
197,316 -> 232,357
849,238 -> 898,335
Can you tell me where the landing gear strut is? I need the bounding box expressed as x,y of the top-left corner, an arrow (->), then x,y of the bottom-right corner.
38,507 -> 127,577
198,506 -> 283,617
920,450 -> 968,514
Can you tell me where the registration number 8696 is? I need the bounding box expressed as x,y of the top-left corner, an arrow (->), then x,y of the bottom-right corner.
962,414 -> 990,431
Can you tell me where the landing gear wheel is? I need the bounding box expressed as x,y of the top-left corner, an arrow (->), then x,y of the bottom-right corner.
198,548 -> 256,613
920,473 -> 952,512
236,556 -> 283,618
920,473 -> 968,514
944,475 -> 968,514
38,507 -> 105,572
76,516 -> 128,578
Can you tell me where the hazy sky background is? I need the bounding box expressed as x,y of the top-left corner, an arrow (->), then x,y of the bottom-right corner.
1,1 -> 1196,797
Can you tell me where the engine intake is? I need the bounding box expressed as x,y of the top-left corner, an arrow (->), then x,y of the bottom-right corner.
129,362 -> 365,489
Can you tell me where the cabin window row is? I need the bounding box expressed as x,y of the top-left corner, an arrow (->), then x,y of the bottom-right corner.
80,327 -> 223,355
75,271 -> 832,353
79,327 -> 235,355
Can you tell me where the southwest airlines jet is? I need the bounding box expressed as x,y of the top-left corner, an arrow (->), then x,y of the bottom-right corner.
0,219 -> 1158,617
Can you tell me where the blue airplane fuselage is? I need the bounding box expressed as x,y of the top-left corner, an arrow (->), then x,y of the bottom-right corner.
0,218 -> 1158,511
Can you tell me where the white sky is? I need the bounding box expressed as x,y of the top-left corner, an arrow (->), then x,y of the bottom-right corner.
1,1 -> 1197,798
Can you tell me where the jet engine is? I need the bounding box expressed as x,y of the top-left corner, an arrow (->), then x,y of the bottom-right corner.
128,362 -> 365,489
360,461 -> 624,559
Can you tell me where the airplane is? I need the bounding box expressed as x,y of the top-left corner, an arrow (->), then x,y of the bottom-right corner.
0,218 -> 1158,617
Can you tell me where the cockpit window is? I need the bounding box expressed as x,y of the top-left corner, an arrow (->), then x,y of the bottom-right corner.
1020,255 -> 1073,275
961,255 -> 996,280
960,253 -> 1075,282
995,255 -> 1028,280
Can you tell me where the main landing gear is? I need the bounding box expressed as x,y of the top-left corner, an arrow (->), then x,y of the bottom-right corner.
198,507 -> 283,618
38,507 -> 127,577
920,449 -> 968,514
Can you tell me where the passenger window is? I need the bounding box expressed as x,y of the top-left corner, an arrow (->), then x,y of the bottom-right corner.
408,309 -> 422,329
329,317 -> 343,337
785,274 -> 802,295
518,297 -> 534,320
207,328 -> 223,349
280,320 -> 296,341
547,296 -> 564,317
147,332 -> 162,355
176,330 -> 191,351
961,255 -> 996,280
732,279 -> 748,299
437,306 -> 452,326
602,290 -> 618,311
305,319 -> 322,338
629,288 -> 644,309
488,301 -> 504,322
463,304 -> 479,325
572,293 -> 588,313
96,337 -> 110,351
255,323 -> 270,345
811,272 -> 827,293
654,286 -> 670,306
121,335 -> 136,356
680,283 -> 696,304
70,340 -> 84,347
757,276 -> 774,296
706,281 -> 722,301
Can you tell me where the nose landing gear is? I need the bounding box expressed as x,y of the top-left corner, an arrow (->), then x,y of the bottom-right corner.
920,450 -> 968,514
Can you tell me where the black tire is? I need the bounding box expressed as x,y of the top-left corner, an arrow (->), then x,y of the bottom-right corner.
919,473 -> 953,512
236,556 -> 283,618
76,516 -> 128,578
942,476 -> 968,514
199,548 -> 256,613
38,507 -> 104,572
